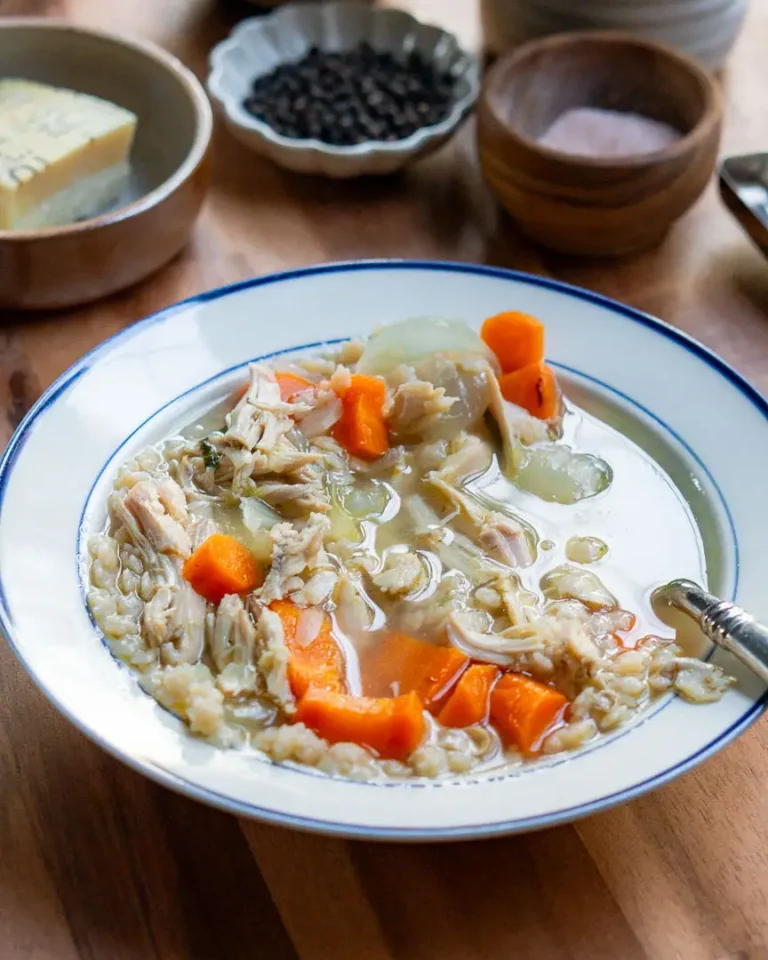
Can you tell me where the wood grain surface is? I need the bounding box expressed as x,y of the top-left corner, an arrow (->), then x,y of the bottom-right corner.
1,1 -> 768,958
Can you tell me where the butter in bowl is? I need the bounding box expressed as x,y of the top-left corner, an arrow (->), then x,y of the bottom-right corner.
0,20 -> 212,311
477,31 -> 722,256
0,79 -> 137,230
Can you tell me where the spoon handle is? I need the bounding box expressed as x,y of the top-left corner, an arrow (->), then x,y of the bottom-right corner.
660,579 -> 768,685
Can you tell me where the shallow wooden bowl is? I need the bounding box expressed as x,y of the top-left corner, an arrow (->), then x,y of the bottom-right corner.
477,31 -> 722,256
0,19 -> 212,310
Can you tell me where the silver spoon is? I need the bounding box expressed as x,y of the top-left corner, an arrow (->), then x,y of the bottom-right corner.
655,580 -> 768,685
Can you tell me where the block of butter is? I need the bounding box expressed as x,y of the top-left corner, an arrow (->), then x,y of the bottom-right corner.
0,79 -> 137,230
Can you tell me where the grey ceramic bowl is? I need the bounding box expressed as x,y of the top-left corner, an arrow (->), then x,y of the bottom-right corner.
0,19 -> 213,311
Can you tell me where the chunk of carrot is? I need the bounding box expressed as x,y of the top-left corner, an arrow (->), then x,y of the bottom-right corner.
333,373 -> 389,459
275,371 -> 314,402
481,311 -> 545,374
295,689 -> 426,760
490,673 -> 568,755
269,598 -> 301,640
438,664 -> 501,728
289,626 -> 347,699
269,599 -> 347,698
182,533 -> 263,605
362,632 -> 468,712
498,361 -> 560,420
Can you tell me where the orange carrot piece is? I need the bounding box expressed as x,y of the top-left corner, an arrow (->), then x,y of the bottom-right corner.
289,627 -> 347,699
269,599 -> 347,698
438,664 -> 501,728
362,632 -> 468,712
269,598 -> 302,641
498,361 -> 560,420
295,689 -> 426,760
490,673 -> 568,755
182,534 -> 263,605
333,373 -> 389,459
481,311 -> 545,374
275,371 -> 314,402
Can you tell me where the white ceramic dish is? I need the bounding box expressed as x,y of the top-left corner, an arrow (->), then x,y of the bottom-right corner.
207,2 -> 479,177
1,260 -> 766,840
480,0 -> 747,70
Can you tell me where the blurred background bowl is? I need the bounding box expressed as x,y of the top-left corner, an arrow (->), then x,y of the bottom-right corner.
477,31 -> 722,257
480,0 -> 747,71
207,1 -> 479,178
0,19 -> 212,311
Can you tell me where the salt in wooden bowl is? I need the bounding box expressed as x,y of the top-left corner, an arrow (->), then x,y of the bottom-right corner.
477,31 -> 722,257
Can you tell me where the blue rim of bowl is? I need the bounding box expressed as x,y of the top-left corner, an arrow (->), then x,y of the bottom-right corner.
0,259 -> 766,840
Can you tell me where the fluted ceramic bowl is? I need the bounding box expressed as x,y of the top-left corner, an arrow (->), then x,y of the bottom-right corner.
207,2 -> 479,177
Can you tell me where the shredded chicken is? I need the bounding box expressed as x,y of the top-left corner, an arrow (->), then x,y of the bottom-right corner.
256,606 -> 295,713
479,514 -> 535,568
259,513 -> 336,604
223,364 -> 295,449
125,478 -> 191,559
295,387 -> 343,439
109,482 -> 203,665
252,470 -> 330,516
141,569 -> 206,667
496,574 -> 540,626
426,471 -> 534,570
211,594 -> 257,672
388,380 -> 456,441
335,575 -> 376,634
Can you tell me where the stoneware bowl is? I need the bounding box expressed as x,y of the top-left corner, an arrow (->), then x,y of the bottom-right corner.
477,31 -> 722,257
0,260 -> 765,838
207,1 -> 479,178
0,19 -> 213,311
480,0 -> 747,72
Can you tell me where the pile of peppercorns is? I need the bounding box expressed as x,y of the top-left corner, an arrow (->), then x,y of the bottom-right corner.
242,42 -> 458,147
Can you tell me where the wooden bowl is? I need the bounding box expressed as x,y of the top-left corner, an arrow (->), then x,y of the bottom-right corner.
0,19 -> 213,310
477,31 -> 722,256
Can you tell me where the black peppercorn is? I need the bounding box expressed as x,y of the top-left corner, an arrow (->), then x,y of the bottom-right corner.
242,41 -> 457,146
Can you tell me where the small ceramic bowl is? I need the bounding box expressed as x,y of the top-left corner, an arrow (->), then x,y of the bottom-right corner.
207,2 -> 479,178
0,19 -> 212,311
477,31 -> 722,257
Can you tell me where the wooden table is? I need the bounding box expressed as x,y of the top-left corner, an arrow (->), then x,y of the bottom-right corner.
2,1 -> 768,957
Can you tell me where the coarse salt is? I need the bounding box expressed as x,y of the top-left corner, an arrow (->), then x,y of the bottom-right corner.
538,106 -> 680,158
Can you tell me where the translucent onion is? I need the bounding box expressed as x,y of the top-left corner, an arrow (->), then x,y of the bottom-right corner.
356,317 -> 495,376
412,357 -> 493,439
342,482 -> 391,519
240,498 -> 281,562
241,497 -> 282,533
513,444 -> 612,504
